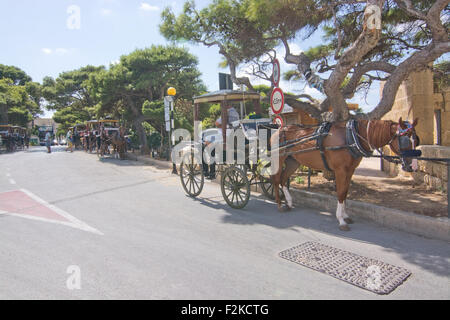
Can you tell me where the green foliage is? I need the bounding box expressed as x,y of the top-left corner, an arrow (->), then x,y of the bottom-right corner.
43,66 -> 104,131
7,107 -> 32,127
294,176 -> 305,185
160,0 -> 448,120
433,61 -> 450,92
0,76 -> 36,125
0,64 -> 32,85
148,132 -> 162,149
90,45 -> 205,148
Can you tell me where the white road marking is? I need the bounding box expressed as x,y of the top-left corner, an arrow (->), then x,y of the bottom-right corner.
0,189 -> 104,236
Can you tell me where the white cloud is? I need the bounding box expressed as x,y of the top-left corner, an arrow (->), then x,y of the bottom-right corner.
55,48 -> 69,55
139,2 -> 159,11
41,48 -> 71,55
100,8 -> 113,16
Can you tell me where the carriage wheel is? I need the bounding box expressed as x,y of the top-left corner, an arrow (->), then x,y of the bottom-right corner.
180,153 -> 204,197
258,162 -> 288,200
221,166 -> 250,209
260,177 -> 289,201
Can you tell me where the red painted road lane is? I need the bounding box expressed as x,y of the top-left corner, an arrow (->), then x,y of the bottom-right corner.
0,190 -> 69,222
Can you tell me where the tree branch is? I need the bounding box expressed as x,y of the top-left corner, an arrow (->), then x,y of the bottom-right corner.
364,40 -> 450,119
324,0 -> 385,121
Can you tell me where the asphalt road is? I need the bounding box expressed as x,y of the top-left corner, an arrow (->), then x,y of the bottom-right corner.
0,146 -> 449,299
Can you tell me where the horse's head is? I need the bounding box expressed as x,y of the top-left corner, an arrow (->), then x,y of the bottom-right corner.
389,117 -> 421,172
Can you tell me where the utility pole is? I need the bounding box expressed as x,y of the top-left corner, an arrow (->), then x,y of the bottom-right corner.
165,87 -> 178,175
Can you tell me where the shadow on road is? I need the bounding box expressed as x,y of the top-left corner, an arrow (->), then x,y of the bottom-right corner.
195,191 -> 450,278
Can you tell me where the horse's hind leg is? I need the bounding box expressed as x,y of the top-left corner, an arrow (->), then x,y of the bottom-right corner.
281,156 -> 300,209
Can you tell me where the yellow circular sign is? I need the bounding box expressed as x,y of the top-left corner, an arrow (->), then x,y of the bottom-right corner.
167,87 -> 177,96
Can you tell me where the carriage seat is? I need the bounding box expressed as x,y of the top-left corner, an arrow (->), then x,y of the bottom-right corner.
240,118 -> 272,141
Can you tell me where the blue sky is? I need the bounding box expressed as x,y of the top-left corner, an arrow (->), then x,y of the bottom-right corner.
0,0 -> 381,116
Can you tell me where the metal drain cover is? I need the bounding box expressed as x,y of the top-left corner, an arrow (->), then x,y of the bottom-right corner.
280,242 -> 411,295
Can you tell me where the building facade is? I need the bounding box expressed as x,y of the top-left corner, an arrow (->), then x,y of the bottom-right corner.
381,68 -> 449,191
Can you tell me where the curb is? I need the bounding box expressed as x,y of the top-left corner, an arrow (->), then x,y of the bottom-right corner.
127,154 -> 174,170
289,188 -> 450,242
131,154 -> 450,242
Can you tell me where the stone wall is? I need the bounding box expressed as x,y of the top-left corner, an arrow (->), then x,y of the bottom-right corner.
381,68 -> 449,187
413,145 -> 449,192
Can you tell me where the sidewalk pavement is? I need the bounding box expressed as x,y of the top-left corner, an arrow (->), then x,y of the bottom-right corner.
129,153 -> 450,242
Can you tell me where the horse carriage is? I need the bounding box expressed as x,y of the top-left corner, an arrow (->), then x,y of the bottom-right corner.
95,119 -> 127,159
179,90 -> 422,231
178,90 -> 283,209
0,125 -> 14,152
85,120 -> 101,153
72,123 -> 87,150
11,126 -> 27,150
0,125 -> 28,152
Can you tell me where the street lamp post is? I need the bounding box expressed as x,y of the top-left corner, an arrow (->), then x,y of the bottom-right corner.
166,87 -> 178,175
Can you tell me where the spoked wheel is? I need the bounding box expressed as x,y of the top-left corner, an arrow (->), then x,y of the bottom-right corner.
221,166 -> 250,209
180,153 -> 204,197
258,162 -> 288,200
259,177 -> 289,200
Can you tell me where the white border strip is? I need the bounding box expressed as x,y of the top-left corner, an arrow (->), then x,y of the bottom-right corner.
0,189 -> 103,235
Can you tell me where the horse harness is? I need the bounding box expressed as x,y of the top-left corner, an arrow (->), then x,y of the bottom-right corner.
277,119 -> 419,171
278,122 -> 350,172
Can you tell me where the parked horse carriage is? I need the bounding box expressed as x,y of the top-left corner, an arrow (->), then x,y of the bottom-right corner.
85,120 -> 100,153
0,125 -> 14,152
72,123 -> 87,150
11,126 -> 27,150
178,90 -> 282,209
179,90 -> 422,231
96,119 -> 127,159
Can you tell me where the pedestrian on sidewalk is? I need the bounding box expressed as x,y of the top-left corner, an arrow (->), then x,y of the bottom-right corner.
66,129 -> 73,153
45,131 -> 52,154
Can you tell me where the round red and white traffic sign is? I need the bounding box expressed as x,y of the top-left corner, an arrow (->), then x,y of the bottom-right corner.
272,59 -> 281,87
273,116 -> 284,128
270,87 -> 284,114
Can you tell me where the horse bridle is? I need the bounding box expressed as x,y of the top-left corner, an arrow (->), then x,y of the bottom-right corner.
387,121 -> 419,154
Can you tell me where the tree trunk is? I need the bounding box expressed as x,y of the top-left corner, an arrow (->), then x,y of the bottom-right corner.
134,119 -> 149,155
127,97 -> 150,155
0,105 -> 8,125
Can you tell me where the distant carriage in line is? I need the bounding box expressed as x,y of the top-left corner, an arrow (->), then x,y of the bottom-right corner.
0,125 -> 27,152
0,125 -> 14,152
85,119 -> 127,159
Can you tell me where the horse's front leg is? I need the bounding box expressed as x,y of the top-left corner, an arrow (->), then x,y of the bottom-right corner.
272,172 -> 283,212
334,169 -> 354,231
280,156 -> 300,210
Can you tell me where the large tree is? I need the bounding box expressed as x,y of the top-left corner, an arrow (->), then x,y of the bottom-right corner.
42,66 -> 105,132
89,45 -> 205,153
160,0 -> 449,122
0,65 -> 39,126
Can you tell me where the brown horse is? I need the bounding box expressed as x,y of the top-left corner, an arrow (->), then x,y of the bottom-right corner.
270,117 -> 420,231
111,126 -> 127,159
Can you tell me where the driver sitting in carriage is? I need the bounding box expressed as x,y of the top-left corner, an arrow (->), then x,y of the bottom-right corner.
202,104 -> 240,179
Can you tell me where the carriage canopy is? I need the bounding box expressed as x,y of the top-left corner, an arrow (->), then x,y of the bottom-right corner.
193,90 -> 262,143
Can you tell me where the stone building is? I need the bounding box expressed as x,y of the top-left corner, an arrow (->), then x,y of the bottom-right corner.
381,68 -> 449,191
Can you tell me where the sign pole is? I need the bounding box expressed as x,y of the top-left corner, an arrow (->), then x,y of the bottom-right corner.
166,88 -> 178,175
